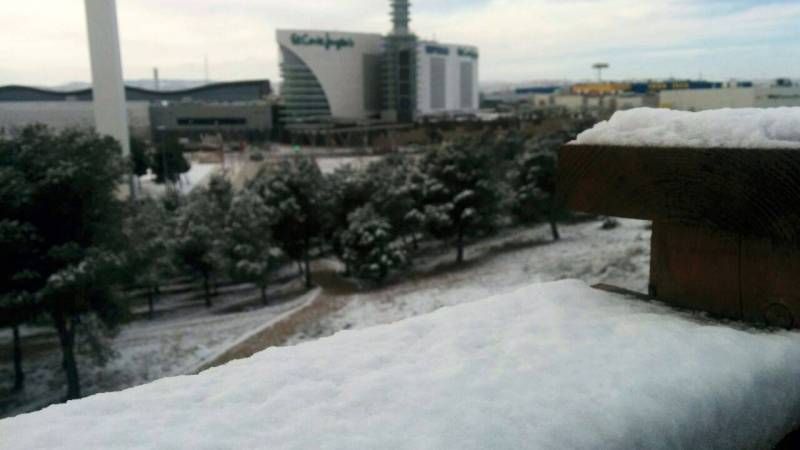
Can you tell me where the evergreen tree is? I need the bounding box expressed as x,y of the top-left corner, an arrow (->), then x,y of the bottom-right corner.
225,189 -> 278,304
248,157 -> 325,288
509,136 -> 561,241
130,137 -> 150,178
123,198 -> 173,319
0,221 -> 40,392
419,139 -> 500,263
325,164 -> 373,272
0,164 -> 41,392
340,205 -> 406,283
172,191 -> 224,308
366,155 -> 420,248
152,136 -> 190,184
205,174 -> 234,217
401,163 -> 431,251
0,126 -> 129,400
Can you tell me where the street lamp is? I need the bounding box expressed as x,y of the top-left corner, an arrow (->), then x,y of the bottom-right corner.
592,63 -> 610,82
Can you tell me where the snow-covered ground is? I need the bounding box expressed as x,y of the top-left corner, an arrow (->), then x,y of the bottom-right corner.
4,279 -> 799,450
574,107 -> 800,148
287,219 -> 651,345
138,162 -> 219,197
315,156 -> 383,174
0,279 -> 310,418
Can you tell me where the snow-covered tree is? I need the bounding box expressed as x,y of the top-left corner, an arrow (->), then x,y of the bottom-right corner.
248,157 -> 325,288
366,155 -> 422,248
509,136 -> 561,241
0,221 -> 40,393
340,205 -> 406,283
152,136 -> 190,185
419,140 -> 500,263
172,189 -> 226,308
123,198 -> 174,319
0,126 -> 129,400
0,163 -> 41,392
130,137 -> 150,179
224,189 -> 279,305
324,164 -> 373,272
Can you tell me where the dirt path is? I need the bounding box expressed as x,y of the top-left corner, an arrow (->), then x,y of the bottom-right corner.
194,233 -> 561,372
194,260 -> 361,372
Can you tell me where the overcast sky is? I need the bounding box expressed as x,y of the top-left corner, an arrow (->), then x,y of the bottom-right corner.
1,0 -> 798,87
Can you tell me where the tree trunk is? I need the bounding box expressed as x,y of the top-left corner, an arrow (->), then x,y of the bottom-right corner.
549,198 -> 561,241
53,312 -> 81,400
203,273 -> 212,308
456,226 -> 465,264
147,288 -> 155,320
550,219 -> 561,241
260,282 -> 268,306
213,275 -> 219,295
12,324 -> 24,392
303,239 -> 313,289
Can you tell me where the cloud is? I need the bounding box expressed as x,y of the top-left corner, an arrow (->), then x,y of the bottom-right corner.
0,0 -> 797,86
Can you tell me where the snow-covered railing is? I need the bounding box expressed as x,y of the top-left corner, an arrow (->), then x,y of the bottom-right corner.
558,108 -> 800,328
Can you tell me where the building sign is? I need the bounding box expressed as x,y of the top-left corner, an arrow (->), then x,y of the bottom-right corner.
290,32 -> 355,51
426,45 -> 450,56
458,48 -> 479,59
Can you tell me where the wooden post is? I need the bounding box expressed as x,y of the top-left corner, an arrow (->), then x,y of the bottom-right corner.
558,144 -> 800,328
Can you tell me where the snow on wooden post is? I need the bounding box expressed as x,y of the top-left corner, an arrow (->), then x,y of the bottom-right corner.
558,144 -> 800,328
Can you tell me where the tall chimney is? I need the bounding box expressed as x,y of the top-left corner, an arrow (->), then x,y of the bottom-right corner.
84,0 -> 134,197
153,67 -> 160,91
84,0 -> 129,156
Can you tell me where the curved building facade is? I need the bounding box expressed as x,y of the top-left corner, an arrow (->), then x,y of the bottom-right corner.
277,30 -> 383,124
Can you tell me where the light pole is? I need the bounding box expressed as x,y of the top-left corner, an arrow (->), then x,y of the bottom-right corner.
593,63 -> 609,82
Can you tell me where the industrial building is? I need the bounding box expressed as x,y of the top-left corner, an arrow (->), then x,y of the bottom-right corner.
0,80 -> 273,141
277,0 -> 479,127
659,82 -> 800,111
501,79 -> 800,116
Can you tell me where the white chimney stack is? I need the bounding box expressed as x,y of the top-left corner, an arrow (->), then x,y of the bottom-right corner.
84,0 -> 130,158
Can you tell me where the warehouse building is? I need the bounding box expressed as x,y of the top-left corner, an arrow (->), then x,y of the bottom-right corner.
659,82 -> 800,111
0,80 -> 273,141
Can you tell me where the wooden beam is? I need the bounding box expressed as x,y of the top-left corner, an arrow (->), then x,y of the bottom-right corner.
558,145 -> 800,244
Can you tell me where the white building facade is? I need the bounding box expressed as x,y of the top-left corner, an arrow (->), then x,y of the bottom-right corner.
276,29 -> 480,124
416,42 -> 480,116
277,30 -> 384,124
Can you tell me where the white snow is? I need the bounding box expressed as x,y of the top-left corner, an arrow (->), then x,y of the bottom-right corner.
315,156 -> 382,174
573,107 -> 800,148
288,219 -> 652,344
138,162 -> 219,197
3,280 -> 800,450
